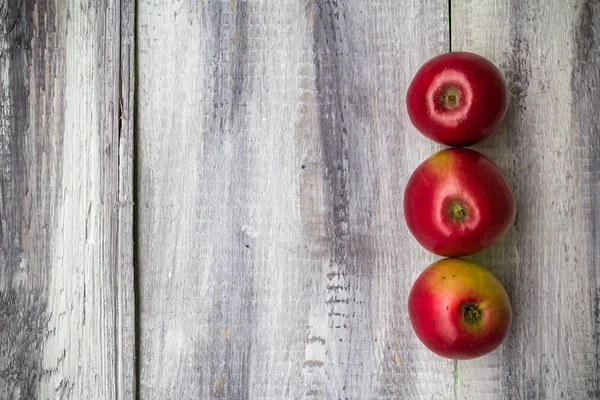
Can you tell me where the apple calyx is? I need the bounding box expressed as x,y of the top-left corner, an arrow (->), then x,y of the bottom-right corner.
462,302 -> 483,325
442,87 -> 461,108
450,202 -> 468,221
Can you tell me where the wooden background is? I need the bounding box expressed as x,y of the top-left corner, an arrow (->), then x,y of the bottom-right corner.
1,0 -> 599,399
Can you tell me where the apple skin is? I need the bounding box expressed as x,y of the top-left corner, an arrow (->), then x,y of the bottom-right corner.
404,148 -> 515,257
408,258 -> 512,360
406,52 -> 508,147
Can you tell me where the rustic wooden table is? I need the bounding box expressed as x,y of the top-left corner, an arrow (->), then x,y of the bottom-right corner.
1,1 -> 599,399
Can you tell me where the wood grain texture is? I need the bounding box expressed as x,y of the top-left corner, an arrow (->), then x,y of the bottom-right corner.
137,0 -> 453,398
0,0 -> 135,399
452,1 -> 600,399
117,0 -> 137,398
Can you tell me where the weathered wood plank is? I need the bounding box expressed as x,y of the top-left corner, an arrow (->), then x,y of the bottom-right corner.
0,0 -> 135,399
117,0 -> 137,398
452,1 -> 600,398
137,0 -> 452,398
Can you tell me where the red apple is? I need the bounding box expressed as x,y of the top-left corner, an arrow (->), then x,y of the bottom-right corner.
404,148 -> 515,257
408,258 -> 512,360
406,52 -> 508,146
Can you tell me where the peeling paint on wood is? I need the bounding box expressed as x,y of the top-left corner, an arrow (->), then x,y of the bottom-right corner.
3,0 -> 599,398
137,0 -> 452,398
0,0 -> 135,398
452,0 -> 600,398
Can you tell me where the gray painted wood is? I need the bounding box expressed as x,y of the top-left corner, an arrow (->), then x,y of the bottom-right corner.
0,1 -> 135,399
118,0 -> 137,398
453,1 -> 600,399
5,0 -> 596,398
137,0 -> 453,398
